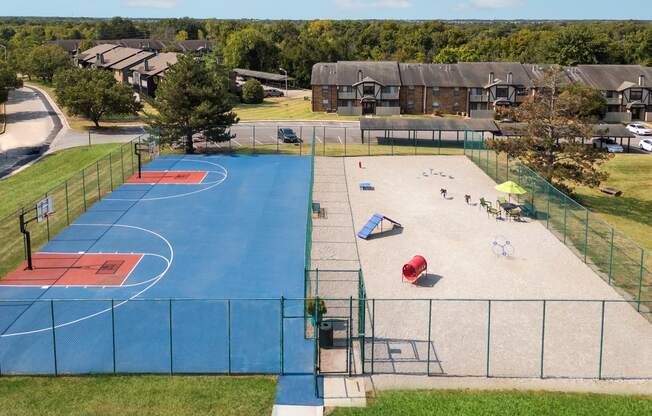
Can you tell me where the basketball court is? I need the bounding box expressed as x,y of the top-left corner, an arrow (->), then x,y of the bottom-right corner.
0,154 -> 314,375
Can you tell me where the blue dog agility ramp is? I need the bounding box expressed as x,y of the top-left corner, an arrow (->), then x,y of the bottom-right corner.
357,214 -> 402,239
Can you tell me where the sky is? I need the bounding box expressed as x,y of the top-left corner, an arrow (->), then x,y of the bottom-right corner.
1,0 -> 651,20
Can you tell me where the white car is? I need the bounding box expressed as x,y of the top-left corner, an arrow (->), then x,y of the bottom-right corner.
626,123 -> 652,136
640,138 -> 652,152
593,137 -> 624,153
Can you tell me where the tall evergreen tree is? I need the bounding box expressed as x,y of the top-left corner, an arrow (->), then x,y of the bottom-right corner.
148,54 -> 238,154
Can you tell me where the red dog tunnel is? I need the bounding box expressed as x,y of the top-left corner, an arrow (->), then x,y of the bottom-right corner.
402,255 -> 427,283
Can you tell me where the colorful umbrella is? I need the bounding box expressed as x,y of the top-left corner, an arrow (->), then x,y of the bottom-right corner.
495,181 -> 527,199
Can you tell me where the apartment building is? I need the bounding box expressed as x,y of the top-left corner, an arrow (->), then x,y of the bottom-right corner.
311,61 -> 652,121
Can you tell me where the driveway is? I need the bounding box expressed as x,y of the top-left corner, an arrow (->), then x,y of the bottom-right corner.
0,86 -> 61,177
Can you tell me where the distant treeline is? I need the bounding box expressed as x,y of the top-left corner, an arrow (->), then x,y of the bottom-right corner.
1,17 -> 651,87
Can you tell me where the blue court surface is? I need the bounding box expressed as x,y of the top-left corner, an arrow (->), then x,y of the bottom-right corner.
0,155 -> 315,376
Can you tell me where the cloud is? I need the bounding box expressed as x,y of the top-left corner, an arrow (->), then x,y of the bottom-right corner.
334,0 -> 412,9
465,0 -> 524,9
122,0 -> 179,8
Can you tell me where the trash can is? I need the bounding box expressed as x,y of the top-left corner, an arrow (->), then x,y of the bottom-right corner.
319,321 -> 333,348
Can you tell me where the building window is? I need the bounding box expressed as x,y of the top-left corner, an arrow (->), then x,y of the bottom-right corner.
381,86 -> 395,94
472,88 -> 484,96
363,85 -> 374,96
340,86 -> 352,93
323,99 -> 329,108
407,99 -> 415,110
432,87 -> 440,96
496,86 -> 509,98
322,85 -> 329,93
432,101 -> 440,110
630,89 -> 643,101
452,102 -> 460,112
453,87 -> 460,96
338,99 -> 351,107
605,90 -> 615,99
516,87 -> 528,96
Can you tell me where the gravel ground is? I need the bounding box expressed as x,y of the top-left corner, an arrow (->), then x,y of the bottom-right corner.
344,155 -> 652,380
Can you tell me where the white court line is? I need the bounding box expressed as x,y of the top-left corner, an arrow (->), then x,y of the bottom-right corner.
255,139 -> 264,145
232,139 -> 242,147
337,136 -> 343,144
314,136 -> 322,143
0,224 -> 174,337
106,158 -> 228,201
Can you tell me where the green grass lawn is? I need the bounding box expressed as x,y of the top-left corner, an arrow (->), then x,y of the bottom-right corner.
235,97 -> 359,121
574,154 -> 652,251
330,390 -> 652,416
0,375 -> 275,416
0,144 -> 121,219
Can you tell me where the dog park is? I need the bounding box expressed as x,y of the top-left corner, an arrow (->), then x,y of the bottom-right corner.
0,131 -> 651,413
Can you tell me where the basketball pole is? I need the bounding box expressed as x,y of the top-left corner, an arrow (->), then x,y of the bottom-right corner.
19,210 -> 36,270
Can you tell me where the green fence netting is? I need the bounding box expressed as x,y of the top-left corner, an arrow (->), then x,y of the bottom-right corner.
464,131 -> 651,312
0,135 -> 157,278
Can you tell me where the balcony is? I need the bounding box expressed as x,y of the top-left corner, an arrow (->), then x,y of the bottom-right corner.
338,91 -> 356,100
469,93 -> 489,102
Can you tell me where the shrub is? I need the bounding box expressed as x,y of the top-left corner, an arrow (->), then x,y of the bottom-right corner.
241,79 -> 264,104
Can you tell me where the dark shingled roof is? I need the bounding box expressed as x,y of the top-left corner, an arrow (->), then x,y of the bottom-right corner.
457,62 -> 533,88
360,117 -> 500,132
311,63 -> 338,85
567,65 -> 652,91
336,61 -> 401,86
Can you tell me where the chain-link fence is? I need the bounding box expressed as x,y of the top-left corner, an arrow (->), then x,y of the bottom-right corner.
464,132 -> 652,317
1,297 -> 651,380
161,125 -> 469,157
362,298 -> 652,379
0,135 -> 157,279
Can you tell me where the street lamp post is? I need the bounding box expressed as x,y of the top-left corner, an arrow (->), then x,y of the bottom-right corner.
279,67 -> 288,97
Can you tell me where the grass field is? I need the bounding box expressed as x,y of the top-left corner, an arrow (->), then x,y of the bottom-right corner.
0,144 -> 121,219
235,97 -> 359,121
330,390 -> 652,416
574,154 -> 652,251
0,376 -> 275,416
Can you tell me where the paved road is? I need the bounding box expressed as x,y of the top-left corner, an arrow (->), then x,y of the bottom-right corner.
0,85 -> 144,178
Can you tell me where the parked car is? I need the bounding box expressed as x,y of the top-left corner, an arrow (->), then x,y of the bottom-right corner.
593,137 -> 624,153
264,88 -> 284,97
626,123 -> 652,136
278,128 -> 302,143
640,138 -> 652,152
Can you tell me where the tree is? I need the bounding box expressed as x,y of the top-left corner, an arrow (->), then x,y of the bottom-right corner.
241,79 -> 264,104
148,54 -> 238,154
559,82 -> 607,121
0,62 -> 22,103
223,28 -> 278,71
53,67 -> 142,128
26,44 -> 71,83
486,69 -> 612,194
96,17 -> 143,39
548,25 -> 610,66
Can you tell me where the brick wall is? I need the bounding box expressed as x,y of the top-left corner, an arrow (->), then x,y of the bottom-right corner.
312,86 -> 337,112
399,86 -> 425,114
426,87 -> 468,115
